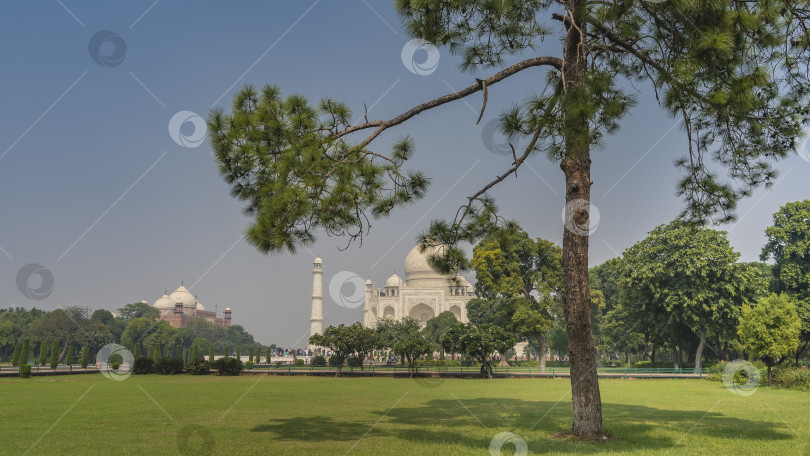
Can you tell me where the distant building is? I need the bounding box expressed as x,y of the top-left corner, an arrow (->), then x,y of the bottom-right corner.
152,284 -> 231,329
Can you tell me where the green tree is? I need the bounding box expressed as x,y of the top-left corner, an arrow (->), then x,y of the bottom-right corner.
394,335 -> 433,377
19,338 -> 30,365
134,342 -> 141,360
622,221 -> 764,371
117,302 -> 160,322
423,311 -> 458,359
91,309 -> 126,341
441,323 -> 516,379
190,345 -> 198,363
209,1 -> 810,437
80,346 -> 88,368
209,345 -> 215,363
11,342 -> 22,366
738,294 -> 801,387
249,346 -> 255,363
28,307 -> 90,361
761,200 -> 810,364
310,323 -> 377,375
266,347 -> 271,364
49,340 -> 59,369
468,224 -> 561,371
236,347 -> 241,361
66,345 -> 74,368
38,340 -> 48,366
223,345 -> 230,359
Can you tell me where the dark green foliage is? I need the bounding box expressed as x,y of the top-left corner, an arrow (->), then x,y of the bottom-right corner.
311,355 -> 326,366
249,346 -> 254,363
187,358 -> 210,375
66,346 -> 74,367
772,365 -> 810,391
49,340 -> 58,369
223,345 -> 229,359
19,364 -> 31,378
176,344 -> 182,360
236,347 -> 240,361
211,357 -> 242,376
38,340 -> 48,366
134,342 -> 141,360
209,346 -> 214,363
80,346 -> 88,368
245,361 -> 254,369
295,358 -> 305,366
189,345 -> 198,364
266,347 -> 271,364
155,357 -> 184,375
132,357 -> 155,374
19,339 -> 30,365
12,342 -> 22,366
275,361 -> 282,368
346,356 -> 361,367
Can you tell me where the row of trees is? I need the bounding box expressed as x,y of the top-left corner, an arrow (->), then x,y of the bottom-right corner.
0,302 -> 268,366
11,338 -> 88,369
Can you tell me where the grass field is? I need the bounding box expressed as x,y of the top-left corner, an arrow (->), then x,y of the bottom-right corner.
2,374 -> 808,455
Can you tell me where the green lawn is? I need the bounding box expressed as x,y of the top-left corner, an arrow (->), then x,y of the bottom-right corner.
2,374 -> 808,455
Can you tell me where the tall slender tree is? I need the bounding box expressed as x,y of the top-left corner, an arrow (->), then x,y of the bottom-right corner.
209,1 -> 810,437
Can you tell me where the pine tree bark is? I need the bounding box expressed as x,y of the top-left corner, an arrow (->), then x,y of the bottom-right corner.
559,0 -> 603,439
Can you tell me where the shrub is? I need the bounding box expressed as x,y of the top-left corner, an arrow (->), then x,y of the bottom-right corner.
49,340 -> 59,369
187,359 -> 210,375
211,357 -> 242,376
328,356 -> 340,366
772,365 -> 810,391
632,360 -> 653,368
275,361 -> 282,368
295,358 -> 305,366
311,355 -> 327,366
80,346 -> 89,368
347,356 -> 362,367
223,345 -> 230,359
132,357 -> 155,374
155,357 -> 184,375
546,360 -> 570,368
189,346 -> 198,364
508,360 -> 539,367
66,346 -> 74,367
416,359 -> 461,367
111,362 -> 120,370
245,361 -> 254,369
19,364 -> 32,378
11,342 -> 22,366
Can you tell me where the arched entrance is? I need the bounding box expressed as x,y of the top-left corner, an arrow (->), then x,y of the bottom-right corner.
408,303 -> 435,325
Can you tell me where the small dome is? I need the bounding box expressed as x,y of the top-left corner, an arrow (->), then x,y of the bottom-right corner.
365,278 -> 373,285
169,285 -> 196,308
224,306 -> 232,312
153,293 -> 173,310
314,257 -> 323,264
385,273 -> 403,288
195,300 -> 205,311
455,274 -> 472,287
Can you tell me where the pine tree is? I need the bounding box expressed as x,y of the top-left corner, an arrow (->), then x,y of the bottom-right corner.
19,339 -> 30,365
208,0 -> 810,438
209,345 -> 214,363
38,341 -> 48,366
11,342 -> 22,366
134,342 -> 141,360
224,345 -> 229,359
49,340 -> 59,369
249,346 -> 254,364
236,347 -> 241,362
266,347 -> 271,364
176,344 -> 182,360
190,346 -> 198,364
80,346 -> 88,369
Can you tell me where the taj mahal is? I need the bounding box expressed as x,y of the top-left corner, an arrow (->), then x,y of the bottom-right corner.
309,244 -> 475,342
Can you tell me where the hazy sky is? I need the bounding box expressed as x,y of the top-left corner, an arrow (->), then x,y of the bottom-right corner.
1,1 -> 807,347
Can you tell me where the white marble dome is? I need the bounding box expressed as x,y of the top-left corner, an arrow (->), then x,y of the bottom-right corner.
153,293 -> 173,310
168,285 -> 196,308
404,244 -> 449,287
195,299 -> 205,311
384,273 -> 403,288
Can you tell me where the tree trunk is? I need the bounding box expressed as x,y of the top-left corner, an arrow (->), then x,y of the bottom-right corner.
694,328 -> 706,373
651,345 -> 656,365
795,340 -> 808,366
767,364 -> 772,387
533,334 -> 548,373
672,346 -> 680,369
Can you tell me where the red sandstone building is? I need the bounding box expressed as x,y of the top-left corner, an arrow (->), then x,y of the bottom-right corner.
152,284 -> 231,329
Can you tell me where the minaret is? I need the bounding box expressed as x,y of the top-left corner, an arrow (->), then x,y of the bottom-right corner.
363,278 -> 372,327
309,257 -> 324,344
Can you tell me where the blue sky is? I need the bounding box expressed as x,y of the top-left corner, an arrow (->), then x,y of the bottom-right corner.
1,1 -> 807,346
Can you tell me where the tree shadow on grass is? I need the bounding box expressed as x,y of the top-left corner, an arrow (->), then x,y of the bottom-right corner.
251,416 -> 372,442
250,399 -> 796,453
